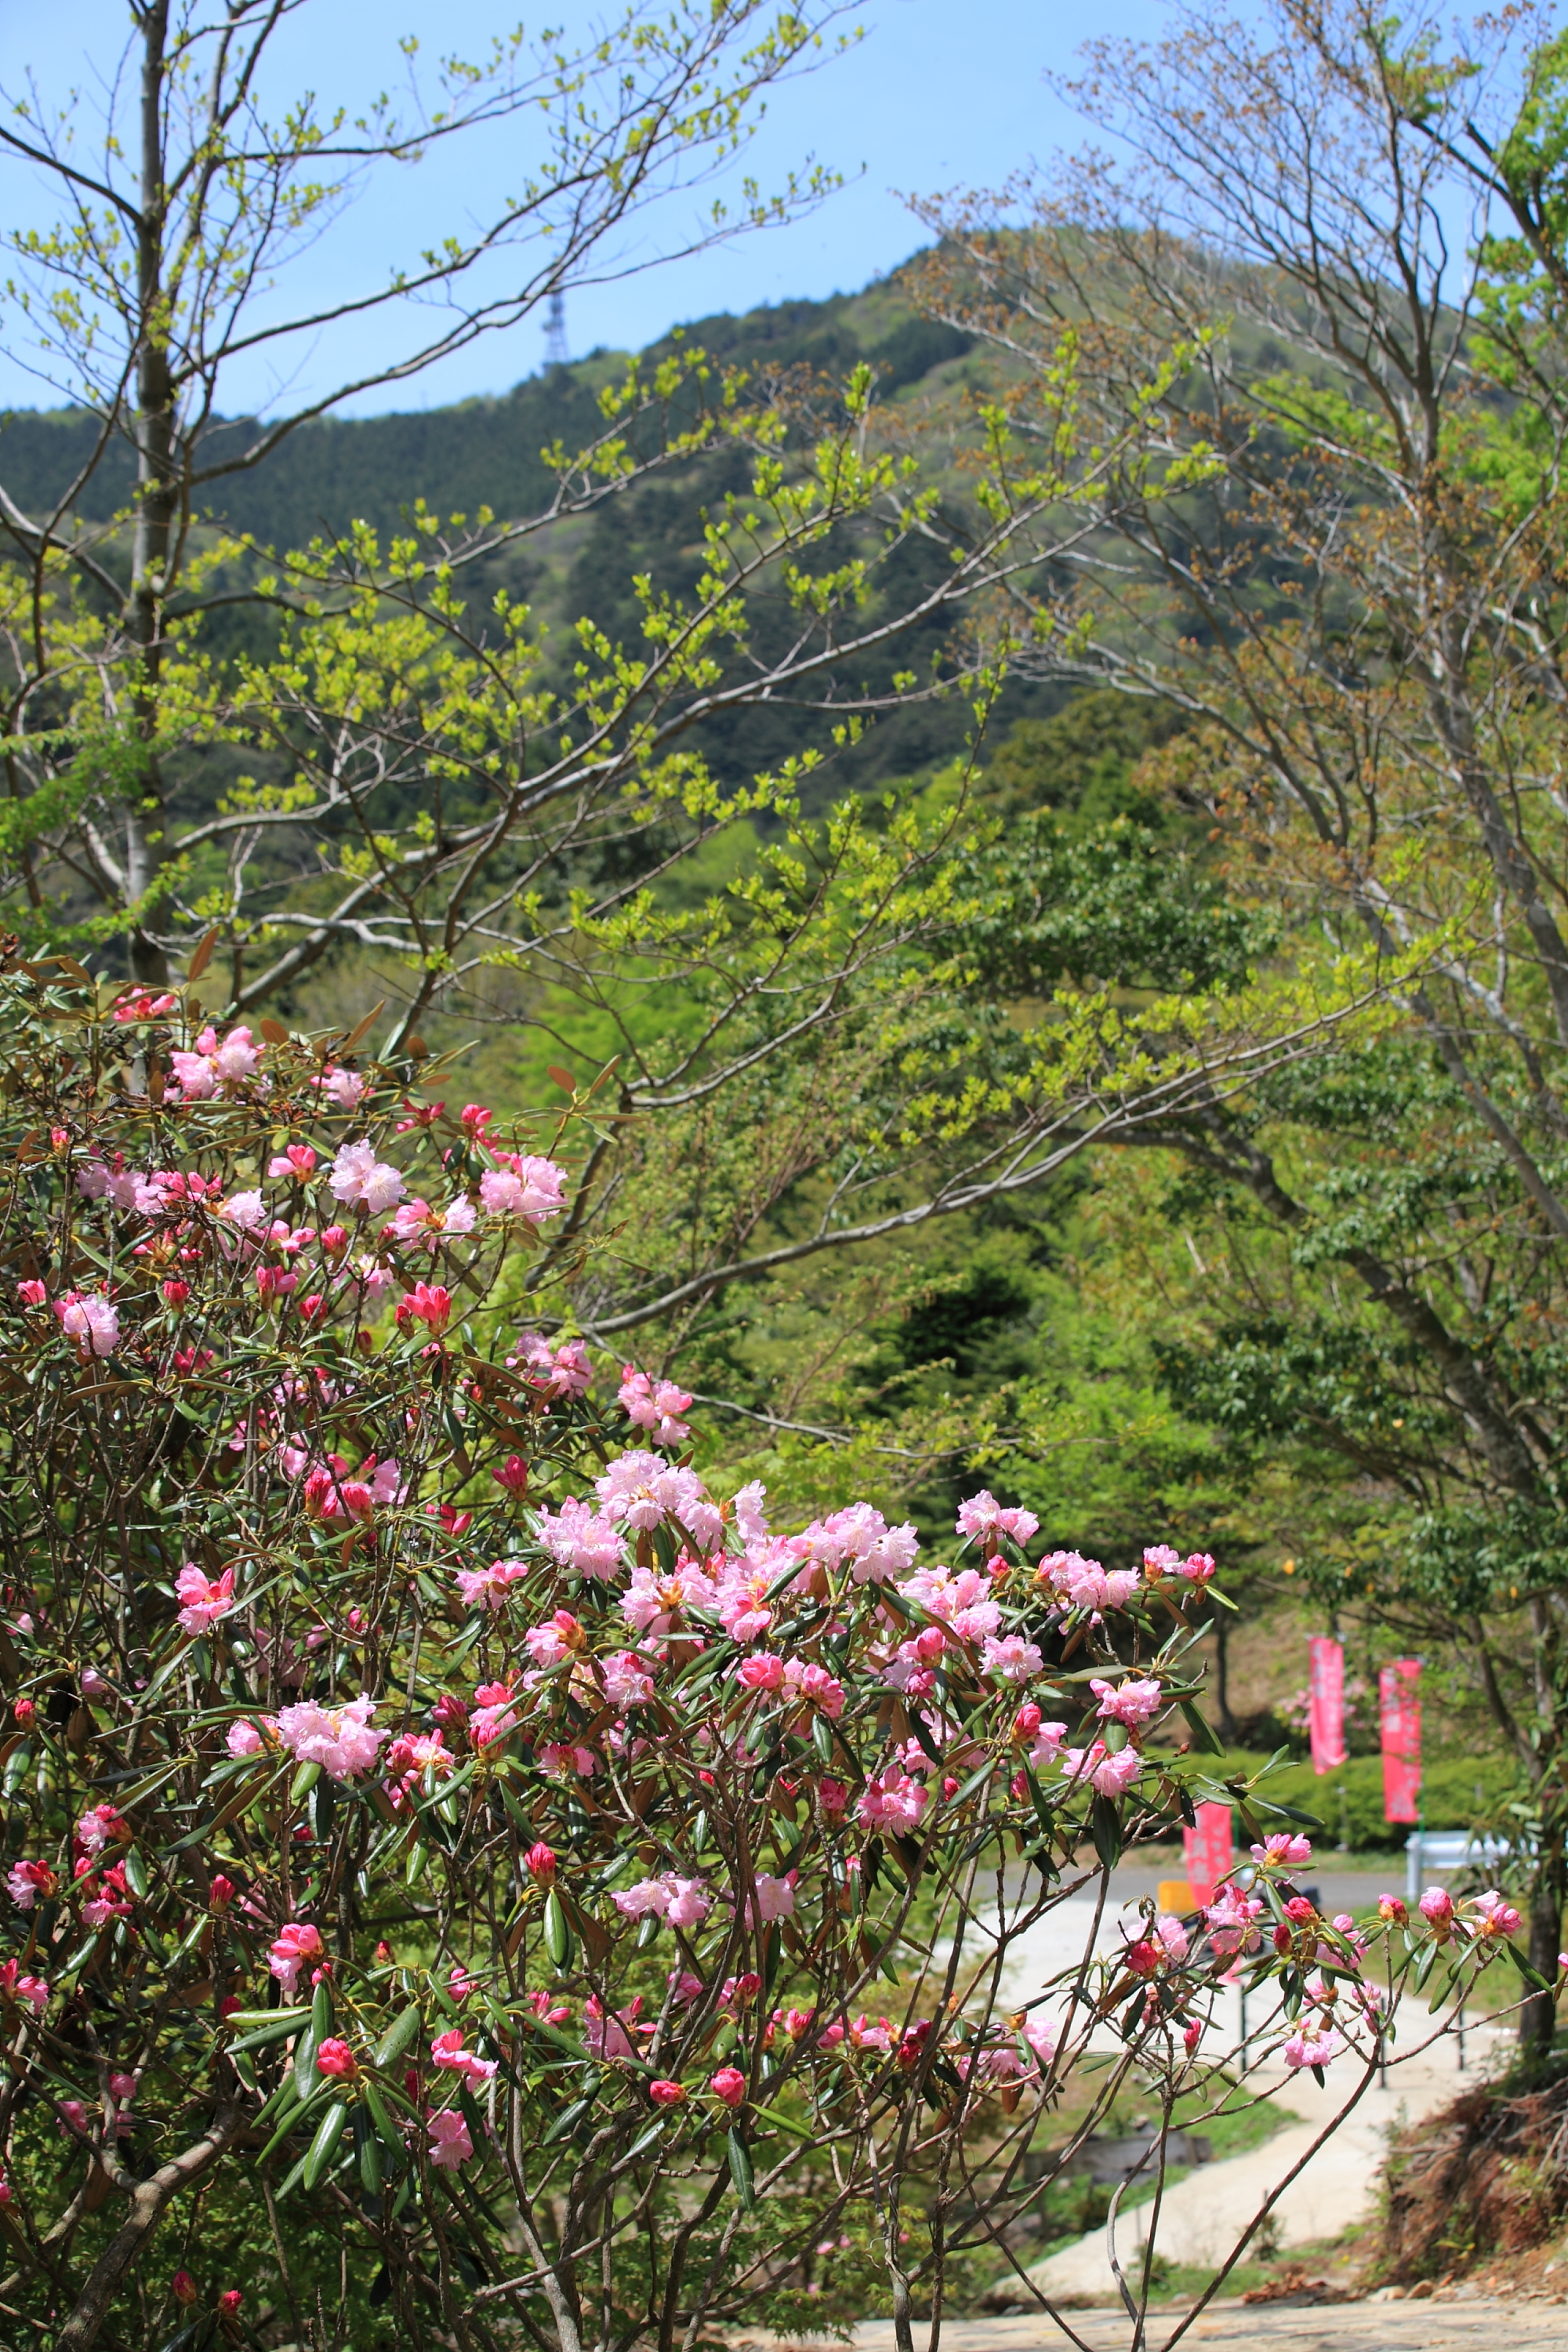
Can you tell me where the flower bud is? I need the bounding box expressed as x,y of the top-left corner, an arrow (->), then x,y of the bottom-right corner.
80,1668 -> 108,1700
13,1697 -> 34,1730
319,1225 -> 349,1259
316,2038 -> 358,2079
209,1874 -> 234,1914
1418,1886 -> 1455,1934
492,1454 -> 529,1496
1272,1923 -> 1293,1955
1377,1893 -> 1408,1926
172,2272 -> 198,2309
162,1279 -> 191,1308
524,1842 -> 557,1885
648,2078 -> 686,2107
710,2065 -> 746,2107
219,2290 -> 242,2316
1014,1702 -> 1042,1740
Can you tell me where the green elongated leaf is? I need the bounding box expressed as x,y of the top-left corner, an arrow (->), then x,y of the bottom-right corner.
224,2006 -> 310,2033
227,2015 -> 310,2057
362,2081 -> 406,2164
728,2126 -> 755,2209
302,2097 -> 350,2190
290,1759 -> 323,1805
1507,1939 -> 1552,1992
1428,1962 -> 1461,2014
1090,1793 -> 1123,1870
545,1889 -> 575,1969
356,2106 -> 383,2194
372,2004 -> 423,2070
750,2100 -> 814,2143
292,2023 -> 319,2102
310,1978 -> 335,2042
541,2095 -> 596,2146
1179,1698 -> 1225,1756
256,2084 -> 320,2167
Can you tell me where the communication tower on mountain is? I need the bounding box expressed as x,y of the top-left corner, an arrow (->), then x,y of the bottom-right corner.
544,289 -> 569,370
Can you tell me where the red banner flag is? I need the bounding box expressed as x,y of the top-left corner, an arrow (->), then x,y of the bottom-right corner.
1183,1801 -> 1234,1909
1380,1657 -> 1422,1824
1308,1636 -> 1348,1775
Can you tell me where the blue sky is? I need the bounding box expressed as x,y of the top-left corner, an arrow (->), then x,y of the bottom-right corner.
0,0 -> 1171,416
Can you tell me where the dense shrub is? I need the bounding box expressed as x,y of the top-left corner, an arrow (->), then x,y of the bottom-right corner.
0,962 -> 1519,2350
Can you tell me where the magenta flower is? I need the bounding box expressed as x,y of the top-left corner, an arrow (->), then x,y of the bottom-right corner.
1283,2019 -> 1344,2071
1091,1675 -> 1163,1727
1469,1889 -> 1522,1940
858,1769 -> 929,1833
534,1497 -> 626,1581
54,1290 -> 119,1359
176,1563 -> 236,1637
478,1152 -> 566,1225
426,2108 -> 474,2169
268,1921 -> 324,1995
431,2030 -> 498,2082
275,1695 -> 387,1781
710,2064 -> 746,2107
328,1139 -> 405,1215
648,2078 -> 686,2107
600,1650 -> 656,1708
7,1859 -> 56,1910
455,1558 -> 528,1612
955,1491 -> 1040,1548
0,1958 -> 49,2015
316,2038 -> 358,2080
1058,1743 -> 1143,1799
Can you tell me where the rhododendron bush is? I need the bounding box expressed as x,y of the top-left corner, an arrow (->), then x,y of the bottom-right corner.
0,968 -> 1524,2352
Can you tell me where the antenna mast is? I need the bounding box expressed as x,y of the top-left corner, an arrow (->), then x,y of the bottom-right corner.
544,289 -> 569,370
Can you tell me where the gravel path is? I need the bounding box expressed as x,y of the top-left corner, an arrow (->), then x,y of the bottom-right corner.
743,2299 -> 1568,2352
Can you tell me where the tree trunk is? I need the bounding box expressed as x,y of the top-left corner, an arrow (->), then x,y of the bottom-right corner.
1522,1843 -> 1565,2052
126,0 -> 174,985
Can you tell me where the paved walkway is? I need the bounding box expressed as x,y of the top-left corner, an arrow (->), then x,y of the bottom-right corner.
794,2303 -> 1568,2351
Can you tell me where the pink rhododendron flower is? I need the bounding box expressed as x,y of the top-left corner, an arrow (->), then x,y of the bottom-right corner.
169,1025 -> 260,1099
782,1659 -> 845,1718
470,1680 -> 521,1747
956,1491 -> 1040,1548
1469,1889 -> 1521,1940
267,1144 -> 318,1179
1251,1833 -> 1312,1869
328,1140 -> 405,1215
982,1634 -> 1044,1683
176,1563 -> 235,1636
1059,1742 -> 1143,1799
1283,2019 -> 1344,2071
1203,1888 -> 1265,1958
1037,1551 -> 1141,1614
524,1611 -> 586,1669
619,1559 -> 717,1636
619,1365 -> 694,1446
538,1742 -> 599,1777
456,1557 -> 529,1611
394,1281 -> 452,1336
513,1331 -> 593,1396
316,2038 -> 358,2079
384,1730 -> 452,1806
648,2078 -> 686,2106
7,1860 -> 56,1910
217,1189 -> 267,1236
858,1769 -> 929,1833
898,1565 -> 1000,1643
1181,1552 -> 1218,1584
601,1650 -> 657,1708
710,2065 -> 747,2107
426,2109 -> 474,2169
535,1497 -> 626,1580
16,1278 -> 46,1306
1156,1914 -> 1190,1962
1091,1675 -> 1163,1727
596,1454 -> 723,1548
736,1652 -> 785,1693
614,1875 -> 712,1928
275,1694 -> 387,1780
584,1994 -> 650,2060
226,1715 -> 276,1758
314,1065 -> 366,1111
477,1152 -> 567,1225
74,1803 -> 125,1857
745,1871 -> 797,1926
0,1959 -> 49,2015
268,1921 -> 324,1995
431,2030 -> 498,2082
54,1290 -> 120,1358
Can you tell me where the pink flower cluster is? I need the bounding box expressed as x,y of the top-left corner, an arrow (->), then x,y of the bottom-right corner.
619,1363 -> 694,1446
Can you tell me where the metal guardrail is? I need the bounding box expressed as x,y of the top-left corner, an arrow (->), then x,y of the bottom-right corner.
1404,1830 -> 1513,1907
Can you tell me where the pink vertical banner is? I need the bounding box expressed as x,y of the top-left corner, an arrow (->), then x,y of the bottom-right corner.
1183,1801 -> 1234,1907
1308,1636 -> 1347,1775
1380,1658 -> 1422,1824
